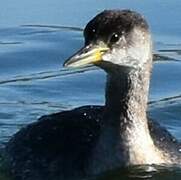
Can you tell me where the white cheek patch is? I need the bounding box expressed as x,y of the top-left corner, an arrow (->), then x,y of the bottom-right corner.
127,29 -> 152,67
102,48 -> 127,65
127,42 -> 151,68
102,28 -> 152,68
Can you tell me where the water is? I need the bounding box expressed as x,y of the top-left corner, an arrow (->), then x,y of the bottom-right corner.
0,0 -> 181,179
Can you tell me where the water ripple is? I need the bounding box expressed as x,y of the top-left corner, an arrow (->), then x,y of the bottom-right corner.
149,94 -> 181,107
0,41 -> 22,45
0,66 -> 97,85
22,24 -> 83,32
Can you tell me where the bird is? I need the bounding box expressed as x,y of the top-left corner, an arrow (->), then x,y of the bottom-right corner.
4,9 -> 181,180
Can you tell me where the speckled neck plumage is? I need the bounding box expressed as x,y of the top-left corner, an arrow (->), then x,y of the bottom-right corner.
104,61 -> 151,126
104,60 -> 154,163
89,58 -> 172,174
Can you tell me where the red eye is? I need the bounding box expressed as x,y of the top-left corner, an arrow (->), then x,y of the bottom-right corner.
109,33 -> 119,44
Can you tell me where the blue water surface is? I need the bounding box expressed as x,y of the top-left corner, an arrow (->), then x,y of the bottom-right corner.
0,0 -> 181,179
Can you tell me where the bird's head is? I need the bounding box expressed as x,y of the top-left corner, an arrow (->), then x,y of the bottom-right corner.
64,10 -> 152,73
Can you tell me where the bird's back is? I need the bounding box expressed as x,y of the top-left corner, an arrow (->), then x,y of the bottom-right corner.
5,106 -> 102,180
5,106 -> 181,180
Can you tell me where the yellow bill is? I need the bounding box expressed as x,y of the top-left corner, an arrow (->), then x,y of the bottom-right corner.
63,44 -> 109,68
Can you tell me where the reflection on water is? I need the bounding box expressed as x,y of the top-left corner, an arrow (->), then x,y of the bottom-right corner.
96,165 -> 181,180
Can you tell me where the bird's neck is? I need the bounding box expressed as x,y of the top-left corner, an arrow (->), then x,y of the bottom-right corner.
99,61 -> 165,165
89,61 -> 168,174
104,63 -> 151,127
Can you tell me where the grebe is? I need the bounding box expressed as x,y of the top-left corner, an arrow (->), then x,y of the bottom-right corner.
5,9 -> 181,180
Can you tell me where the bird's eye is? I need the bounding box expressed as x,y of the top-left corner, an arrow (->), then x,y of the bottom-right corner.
109,33 -> 119,44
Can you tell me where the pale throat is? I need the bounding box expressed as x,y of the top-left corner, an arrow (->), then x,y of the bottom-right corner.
104,62 -> 151,127
99,61 -> 167,165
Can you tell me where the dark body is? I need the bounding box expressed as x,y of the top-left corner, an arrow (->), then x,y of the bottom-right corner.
5,106 -> 180,180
